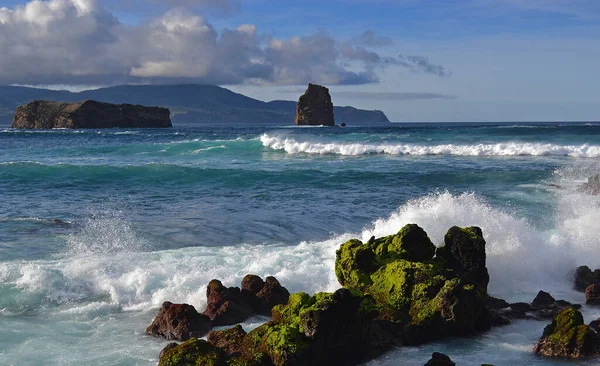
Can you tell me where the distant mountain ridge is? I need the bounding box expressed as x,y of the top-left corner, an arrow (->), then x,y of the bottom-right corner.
0,84 -> 390,125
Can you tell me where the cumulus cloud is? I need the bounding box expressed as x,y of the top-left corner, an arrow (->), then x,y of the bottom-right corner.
0,0 -> 451,86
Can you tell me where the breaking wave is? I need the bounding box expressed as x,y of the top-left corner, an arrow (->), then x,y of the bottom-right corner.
261,133 -> 600,157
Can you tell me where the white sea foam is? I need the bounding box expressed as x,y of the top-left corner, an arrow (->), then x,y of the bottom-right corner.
261,133 -> 600,157
2,186 -> 599,314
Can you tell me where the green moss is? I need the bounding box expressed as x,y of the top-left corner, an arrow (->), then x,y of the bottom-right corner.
335,239 -> 374,289
258,323 -> 309,366
546,307 -> 590,346
159,338 -> 227,366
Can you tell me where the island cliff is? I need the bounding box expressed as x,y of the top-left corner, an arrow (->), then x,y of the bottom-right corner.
11,100 -> 171,129
295,84 -> 335,126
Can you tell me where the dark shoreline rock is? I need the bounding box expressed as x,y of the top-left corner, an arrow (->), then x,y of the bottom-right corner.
533,307 -> 600,359
574,265 -> 600,292
146,302 -> 211,341
295,84 -> 335,126
11,100 -> 171,129
425,352 -> 456,366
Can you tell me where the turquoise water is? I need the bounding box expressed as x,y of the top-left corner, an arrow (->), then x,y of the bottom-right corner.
1,123 -> 600,365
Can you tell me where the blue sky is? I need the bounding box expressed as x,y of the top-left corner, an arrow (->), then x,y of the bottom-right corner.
1,0 -> 599,121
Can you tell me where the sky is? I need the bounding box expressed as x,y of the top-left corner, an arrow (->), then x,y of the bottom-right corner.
1,0 -> 599,122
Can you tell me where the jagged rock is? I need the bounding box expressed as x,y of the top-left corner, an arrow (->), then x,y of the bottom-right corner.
586,284 -> 600,305
207,324 -> 247,357
533,307 -> 600,358
578,174 -> 600,195
241,274 -> 265,295
11,100 -> 171,129
254,276 -> 291,316
295,84 -> 335,126
575,265 -> 600,292
532,291 -> 556,308
425,352 -> 456,365
203,280 -> 253,326
335,224 -> 492,345
158,338 -> 228,366
436,226 -> 489,292
146,302 -> 212,341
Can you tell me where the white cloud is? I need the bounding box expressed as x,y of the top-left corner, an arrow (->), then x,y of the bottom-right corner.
0,0 -> 449,86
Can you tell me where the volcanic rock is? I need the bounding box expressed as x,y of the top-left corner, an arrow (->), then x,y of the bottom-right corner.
586,284 -> 600,306
533,307 -> 600,358
158,338 -> 228,366
207,324 -> 247,357
146,302 -> 212,341
436,226 -> 489,292
11,100 -> 171,129
425,352 -> 456,366
203,280 -> 253,326
532,290 -> 556,308
250,276 -> 291,316
574,265 -> 600,292
335,224 -> 492,345
295,84 -> 335,126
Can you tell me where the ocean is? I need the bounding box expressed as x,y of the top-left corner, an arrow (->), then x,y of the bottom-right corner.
1,122 -> 600,365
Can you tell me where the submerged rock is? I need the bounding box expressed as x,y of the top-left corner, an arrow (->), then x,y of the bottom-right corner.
533,307 -> 600,358
146,302 -> 212,341
11,100 -> 171,129
158,338 -> 228,366
574,265 -> 600,292
295,84 -> 335,126
424,352 -> 456,366
578,174 -> 600,195
335,224 -> 492,345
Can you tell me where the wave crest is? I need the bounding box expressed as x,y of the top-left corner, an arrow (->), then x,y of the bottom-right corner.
260,133 -> 600,157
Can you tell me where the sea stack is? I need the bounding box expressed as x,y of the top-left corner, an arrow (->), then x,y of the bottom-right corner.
295,83 -> 335,126
11,100 -> 172,129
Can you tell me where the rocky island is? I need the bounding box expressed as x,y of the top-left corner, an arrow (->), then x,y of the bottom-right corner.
11,100 -> 172,129
295,84 -> 335,126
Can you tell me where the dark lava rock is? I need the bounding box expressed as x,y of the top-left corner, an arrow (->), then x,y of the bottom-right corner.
12,100 -> 171,129
295,84 -> 335,126
424,352 -> 456,365
158,338 -> 227,366
586,284 -> 600,306
578,174 -> 600,195
509,302 -> 534,313
207,324 -> 247,357
532,291 -> 556,308
254,276 -> 291,316
436,226 -> 489,292
203,279 -> 253,326
487,296 -> 510,310
240,274 -> 291,316
575,265 -> 600,292
146,302 -> 212,341
533,307 -> 600,358
590,318 -> 600,334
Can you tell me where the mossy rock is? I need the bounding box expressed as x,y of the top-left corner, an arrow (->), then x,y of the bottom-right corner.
335,224 -> 491,344
436,226 -> 489,292
234,289 -> 388,366
533,307 -> 599,358
158,338 -> 228,366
